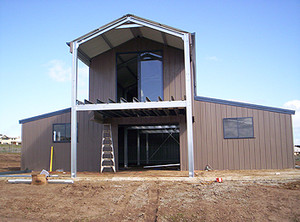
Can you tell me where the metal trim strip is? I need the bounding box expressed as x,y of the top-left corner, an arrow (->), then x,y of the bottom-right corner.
194,96 -> 295,115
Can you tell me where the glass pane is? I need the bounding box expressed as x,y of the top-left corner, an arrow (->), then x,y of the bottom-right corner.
53,124 -> 65,142
65,124 -> 71,141
140,52 -> 163,102
116,53 -> 138,102
223,119 -> 238,139
238,118 -> 254,138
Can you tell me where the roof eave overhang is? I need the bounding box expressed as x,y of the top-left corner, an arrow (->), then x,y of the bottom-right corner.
194,96 -> 295,115
68,14 -> 189,59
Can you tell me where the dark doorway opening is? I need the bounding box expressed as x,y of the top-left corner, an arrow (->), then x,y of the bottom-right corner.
118,125 -> 180,170
116,53 -> 138,102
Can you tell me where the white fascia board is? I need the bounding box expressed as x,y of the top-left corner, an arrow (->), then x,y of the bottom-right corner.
128,17 -> 184,39
76,101 -> 187,111
116,24 -> 143,29
78,17 -> 130,45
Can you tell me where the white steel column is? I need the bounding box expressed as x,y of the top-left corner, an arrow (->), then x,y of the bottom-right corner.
183,33 -> 195,177
71,41 -> 78,178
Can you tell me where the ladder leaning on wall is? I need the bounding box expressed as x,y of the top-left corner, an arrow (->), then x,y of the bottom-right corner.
100,124 -> 116,173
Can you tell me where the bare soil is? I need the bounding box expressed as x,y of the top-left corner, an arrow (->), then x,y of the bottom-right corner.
0,153 -> 300,221
0,179 -> 300,221
0,153 -> 20,172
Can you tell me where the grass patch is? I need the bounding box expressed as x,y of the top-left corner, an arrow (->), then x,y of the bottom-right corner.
0,144 -> 22,149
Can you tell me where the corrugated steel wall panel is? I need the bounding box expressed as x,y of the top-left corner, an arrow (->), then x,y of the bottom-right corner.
21,111 -> 102,172
192,100 -> 295,170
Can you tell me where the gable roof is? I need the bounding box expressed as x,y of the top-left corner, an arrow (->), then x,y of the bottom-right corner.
67,14 -> 189,65
19,108 -> 71,124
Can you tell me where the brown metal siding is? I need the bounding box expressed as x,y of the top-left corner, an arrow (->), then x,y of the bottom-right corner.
89,37 -> 185,103
193,100 -> 295,170
21,111 -> 102,172
89,50 -> 115,102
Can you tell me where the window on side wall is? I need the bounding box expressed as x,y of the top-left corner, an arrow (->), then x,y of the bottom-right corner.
223,117 -> 254,139
53,123 -> 71,143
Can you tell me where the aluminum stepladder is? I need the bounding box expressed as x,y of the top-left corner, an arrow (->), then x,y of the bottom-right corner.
100,124 -> 116,173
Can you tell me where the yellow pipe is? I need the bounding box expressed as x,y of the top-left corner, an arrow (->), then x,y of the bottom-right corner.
50,146 -> 54,172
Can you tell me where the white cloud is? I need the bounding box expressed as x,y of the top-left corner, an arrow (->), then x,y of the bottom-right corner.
77,66 -> 89,101
47,60 -> 71,82
283,100 -> 300,145
205,56 -> 220,61
46,59 -> 89,100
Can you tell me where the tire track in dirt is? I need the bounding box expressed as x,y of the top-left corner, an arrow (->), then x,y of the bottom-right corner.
112,184 -> 138,221
145,181 -> 160,222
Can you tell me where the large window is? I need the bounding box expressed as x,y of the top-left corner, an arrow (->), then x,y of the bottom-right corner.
116,51 -> 163,102
140,52 -> 163,102
223,117 -> 254,139
53,123 -> 71,143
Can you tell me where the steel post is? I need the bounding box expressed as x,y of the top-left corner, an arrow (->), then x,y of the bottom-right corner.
71,41 -> 78,178
183,33 -> 194,177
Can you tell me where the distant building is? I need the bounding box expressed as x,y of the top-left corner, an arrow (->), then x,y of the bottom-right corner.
0,135 -> 22,145
295,145 -> 300,155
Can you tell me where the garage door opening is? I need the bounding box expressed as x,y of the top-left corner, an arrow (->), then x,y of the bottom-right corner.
118,125 -> 180,170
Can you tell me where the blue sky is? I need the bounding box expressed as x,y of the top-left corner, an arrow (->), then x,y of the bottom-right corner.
0,0 -> 299,143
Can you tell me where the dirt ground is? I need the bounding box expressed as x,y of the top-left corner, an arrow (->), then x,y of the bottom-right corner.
0,153 -> 21,172
0,153 -> 300,221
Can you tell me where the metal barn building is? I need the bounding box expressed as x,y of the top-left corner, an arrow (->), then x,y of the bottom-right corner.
19,15 -> 295,177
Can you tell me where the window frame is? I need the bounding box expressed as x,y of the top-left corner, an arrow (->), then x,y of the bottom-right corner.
52,123 -> 71,143
223,117 -> 254,139
116,50 -> 164,102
